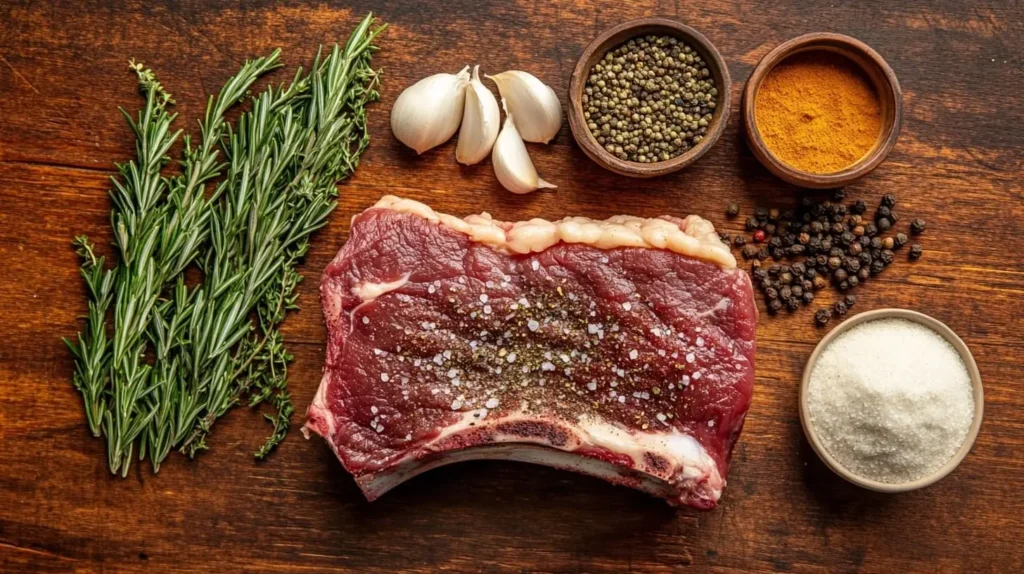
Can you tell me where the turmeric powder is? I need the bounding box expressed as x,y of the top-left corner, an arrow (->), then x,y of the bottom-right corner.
755,51 -> 882,174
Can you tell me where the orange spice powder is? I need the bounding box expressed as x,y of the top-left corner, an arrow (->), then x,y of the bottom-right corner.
754,51 -> 882,174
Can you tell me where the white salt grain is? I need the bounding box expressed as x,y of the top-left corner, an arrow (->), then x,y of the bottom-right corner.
807,318 -> 974,484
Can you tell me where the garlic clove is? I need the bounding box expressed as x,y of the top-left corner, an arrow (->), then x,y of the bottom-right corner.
456,66 -> 500,165
492,99 -> 557,194
486,70 -> 562,144
391,66 -> 470,154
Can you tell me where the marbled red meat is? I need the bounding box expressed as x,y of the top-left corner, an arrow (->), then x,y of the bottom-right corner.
304,197 -> 756,508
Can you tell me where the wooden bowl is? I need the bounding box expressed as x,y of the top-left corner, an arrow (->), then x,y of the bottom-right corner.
742,33 -> 903,189
568,18 -> 732,178
800,309 -> 984,493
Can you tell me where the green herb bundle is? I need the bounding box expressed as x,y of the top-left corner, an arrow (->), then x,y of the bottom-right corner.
65,14 -> 386,476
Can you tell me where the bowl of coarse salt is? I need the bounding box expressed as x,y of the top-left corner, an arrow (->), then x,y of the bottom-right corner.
800,308 -> 983,492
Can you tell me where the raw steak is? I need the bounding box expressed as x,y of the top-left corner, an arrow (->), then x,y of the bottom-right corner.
304,196 -> 756,508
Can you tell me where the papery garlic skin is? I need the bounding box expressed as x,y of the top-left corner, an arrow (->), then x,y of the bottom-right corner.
391,66 -> 470,154
456,66 -> 500,165
492,99 -> 557,194
486,71 -> 563,144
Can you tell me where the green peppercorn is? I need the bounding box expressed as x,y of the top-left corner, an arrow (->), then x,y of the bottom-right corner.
585,35 -> 716,162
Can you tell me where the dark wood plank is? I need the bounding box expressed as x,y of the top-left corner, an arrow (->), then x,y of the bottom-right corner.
1,0 -> 1023,572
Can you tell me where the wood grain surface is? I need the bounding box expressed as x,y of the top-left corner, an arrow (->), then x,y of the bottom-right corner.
1,1 -> 1022,572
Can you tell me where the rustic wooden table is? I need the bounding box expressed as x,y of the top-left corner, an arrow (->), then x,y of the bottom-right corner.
2,1 -> 1022,572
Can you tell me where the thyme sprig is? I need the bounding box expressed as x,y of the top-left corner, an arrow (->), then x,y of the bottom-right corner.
65,13 -> 385,476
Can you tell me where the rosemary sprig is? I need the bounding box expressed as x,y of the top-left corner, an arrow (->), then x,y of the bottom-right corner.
65,13 -> 385,476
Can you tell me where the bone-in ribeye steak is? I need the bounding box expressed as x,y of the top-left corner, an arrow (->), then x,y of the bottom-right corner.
304,196 -> 756,508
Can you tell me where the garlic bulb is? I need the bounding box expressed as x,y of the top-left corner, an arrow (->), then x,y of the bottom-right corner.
391,66 -> 470,154
456,66 -> 500,165
492,99 -> 556,194
486,71 -> 562,144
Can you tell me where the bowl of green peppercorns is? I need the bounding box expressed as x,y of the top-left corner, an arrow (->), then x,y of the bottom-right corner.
569,17 -> 731,178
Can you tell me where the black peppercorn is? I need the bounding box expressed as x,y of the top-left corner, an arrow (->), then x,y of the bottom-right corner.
894,232 -> 908,248
768,299 -> 783,313
816,254 -> 828,267
811,221 -> 824,234
821,238 -> 833,252
845,258 -> 861,272
828,256 -> 842,270
802,279 -> 814,292
733,236 -> 747,247
805,267 -> 817,279
760,246 -> 772,260
852,199 -> 867,214
815,308 -> 833,326
726,203 -> 740,218
870,259 -> 885,274
889,211 -> 899,223
779,272 -> 794,285
829,247 -> 844,258
859,251 -> 872,265
751,260 -> 762,271
911,218 -> 926,235
766,287 -> 779,300
831,222 -> 845,235
870,237 -> 883,250
858,235 -> 871,248
840,231 -> 855,245
844,294 -> 856,308
847,275 -> 859,288
802,291 -> 815,304
876,205 -> 891,220
754,207 -> 768,220
909,244 -> 923,260
838,280 -> 850,291
753,268 -> 768,283
848,242 -> 863,255
745,217 -> 758,231
833,188 -> 846,201
786,297 -> 800,311
877,217 -> 891,232
780,286 -> 792,300
764,223 -> 777,236
789,244 -> 805,256
741,245 -> 759,259
864,223 -> 878,237
833,268 -> 848,283
880,249 -> 895,265
834,301 -> 849,316
791,285 -> 804,298
881,194 -> 896,208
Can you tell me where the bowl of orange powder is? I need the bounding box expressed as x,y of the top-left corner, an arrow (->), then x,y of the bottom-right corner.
742,33 -> 903,189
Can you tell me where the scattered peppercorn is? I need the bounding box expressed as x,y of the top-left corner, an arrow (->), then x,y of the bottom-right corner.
834,301 -> 849,316
726,203 -> 740,218
844,294 -> 856,308
909,244 -> 923,260
726,193 -> 927,323
911,218 -> 926,235
583,35 -> 718,163
815,308 -> 833,326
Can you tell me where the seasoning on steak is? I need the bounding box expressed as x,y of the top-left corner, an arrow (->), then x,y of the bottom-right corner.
304,196 -> 756,509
